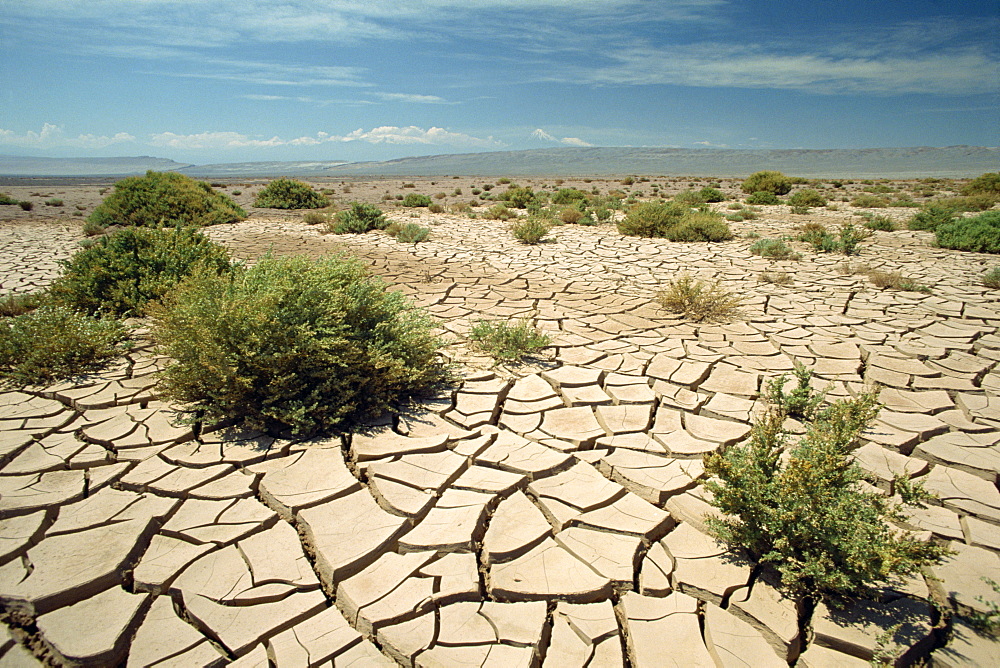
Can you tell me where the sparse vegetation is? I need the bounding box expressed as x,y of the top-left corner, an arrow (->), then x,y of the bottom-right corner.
741,171 -> 792,196
861,213 -> 896,231
656,275 -> 741,321
47,225 -> 233,318
253,178 -> 329,209
0,193 -> 17,205
850,194 -> 889,208
151,254 -> 445,436
865,270 -> 930,293
469,319 -> 551,362
935,210 -> 1000,253
786,189 -> 827,208
759,270 -> 791,285
749,238 -> 800,260
618,202 -> 732,241
327,202 -> 389,234
402,193 -> 433,208
744,191 -> 781,205
44,198 -> 64,207
388,222 -> 430,243
0,306 -> 130,384
983,267 -> 1000,289
704,377 -> 950,601
961,172 -> 1000,198
908,203 -> 959,231
485,204 -> 516,221
88,171 -> 246,230
512,217 -> 551,244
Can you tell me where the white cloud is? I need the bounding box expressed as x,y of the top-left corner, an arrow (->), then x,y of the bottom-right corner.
0,123 -> 136,149
145,126 -> 504,150
337,126 -> 504,147
375,93 -> 448,104
148,131 -> 284,149
531,128 -> 593,147
693,140 -> 728,148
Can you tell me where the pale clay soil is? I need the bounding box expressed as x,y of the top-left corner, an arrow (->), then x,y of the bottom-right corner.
0,176 -> 998,666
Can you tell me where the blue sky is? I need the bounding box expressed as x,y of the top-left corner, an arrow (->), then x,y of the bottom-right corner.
1,0 -> 997,164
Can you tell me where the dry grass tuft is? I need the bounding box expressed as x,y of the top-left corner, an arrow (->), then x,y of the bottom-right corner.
656,275 -> 742,321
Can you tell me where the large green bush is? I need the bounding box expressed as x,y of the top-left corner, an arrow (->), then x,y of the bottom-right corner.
908,203 -> 958,231
253,178 -> 329,209
151,255 -> 445,436
328,202 -> 388,234
741,171 -> 792,195
704,377 -> 949,601
0,306 -> 129,384
618,202 -> 731,241
961,172 -> 1000,197
745,191 -> 781,205
47,226 -> 233,317
786,188 -> 827,208
87,171 -> 246,231
935,210 -> 1000,253
550,188 -> 588,206
402,193 -> 432,208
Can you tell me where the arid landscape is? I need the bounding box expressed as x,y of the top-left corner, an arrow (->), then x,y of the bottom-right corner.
1,173 -> 999,667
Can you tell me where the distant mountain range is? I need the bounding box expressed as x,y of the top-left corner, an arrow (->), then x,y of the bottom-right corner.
1,146 -> 996,179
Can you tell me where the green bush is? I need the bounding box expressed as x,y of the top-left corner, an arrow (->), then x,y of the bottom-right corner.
656,275 -> 741,321
253,178 -> 329,209
393,223 -> 430,243
301,211 -> 330,225
0,292 -> 44,318
786,189 -> 827,208
935,211 -> 1000,253
469,319 -> 551,362
665,210 -> 733,242
741,171 -> 792,195
512,217 -> 551,244
485,204 -> 515,221
698,186 -> 726,202
559,206 -> 584,224
550,188 -> 588,206
704,383 -> 949,601
88,171 -> 246,230
45,198 -> 64,207
908,203 -> 959,231
402,193 -> 432,208
0,306 -> 129,384
861,214 -> 895,231
18,201 -> 33,211
934,195 -> 997,212
850,194 -> 889,208
962,172 -> 1000,197
617,201 -> 686,237
152,255 -> 445,436
328,203 -> 388,234
749,238 -> 800,260
983,267 -> 1000,289
0,193 -> 17,205
838,223 -> 870,256
47,226 -> 232,317
673,189 -> 707,205
745,191 -> 781,205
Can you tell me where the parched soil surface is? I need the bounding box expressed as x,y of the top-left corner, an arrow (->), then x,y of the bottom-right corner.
0,176 -> 999,666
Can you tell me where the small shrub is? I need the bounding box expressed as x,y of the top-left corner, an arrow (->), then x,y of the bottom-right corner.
745,191 -> 780,205
617,201 -> 686,237
656,275 -> 741,321
485,204 -> 515,221
862,214 -> 895,231
433,192 -> 447,200
551,188 -> 588,206
301,211 -> 330,225
18,201 -> 33,211
866,270 -> 930,293
427,203 -> 444,214
787,189 -> 826,208
850,194 -> 889,208
698,186 -> 726,202
0,193 -> 17,205
749,238 -> 800,260
704,385 -> 950,601
232,190 -> 242,196
44,198 -> 64,207
152,255 -> 445,436
512,217 -> 551,244
497,177 -> 511,185
88,172 -> 245,230
0,306 -> 129,384
741,171 -> 792,195
402,193 -> 432,208
759,271 -> 791,285
47,225 -> 233,318
0,292 -> 44,318
935,195 -> 997,212
789,205 -> 811,215
935,210 -> 1000,253
328,202 -> 388,234
469,319 -> 551,362
665,211 -> 733,242
673,189 -> 707,205
962,172 -> 1000,197
983,267 -> 1000,289
559,207 -> 584,224
394,223 -> 430,243
254,178 -> 329,209
908,203 -> 958,231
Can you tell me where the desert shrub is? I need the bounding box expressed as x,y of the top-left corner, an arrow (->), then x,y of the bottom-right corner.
559,207 -> 584,224
665,211 -> 733,242
151,255 -> 444,436
935,210 -> 1000,253
427,203 -> 445,214
497,177 -> 511,185
433,192 -> 447,200
749,238 -> 800,260
786,189 -> 827,208
934,195 -> 997,212
698,186 -> 726,202
908,203 -> 958,231
485,204 -> 515,221
797,224 -> 839,253
962,172 -> 1000,197
673,189 -> 707,205
394,223 -> 430,243
512,217 -> 551,244
741,171 -> 792,195
704,383 -> 949,601
301,211 -> 330,225
850,194 -> 889,208
551,188 -> 588,206
88,171 -> 245,230
328,202 -> 388,234
759,271 -> 791,285
18,201 -> 33,211
838,223 -> 870,255
498,186 -> 538,210
0,193 -> 17,205
469,319 -> 551,362
254,178 -> 329,209
402,193 -> 432,208
44,198 -> 64,207
0,306 -> 129,384
745,191 -> 780,205
984,268 -> 1000,289
47,225 -> 233,318
0,292 -> 45,318
861,214 -> 895,231
82,219 -> 105,236
617,201 -> 686,237
866,270 -> 930,293
886,194 -> 920,208
656,275 -> 741,321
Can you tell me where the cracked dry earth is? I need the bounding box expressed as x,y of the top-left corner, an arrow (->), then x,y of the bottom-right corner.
2,207 -> 1000,667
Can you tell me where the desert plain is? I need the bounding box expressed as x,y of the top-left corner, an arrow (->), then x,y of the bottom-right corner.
0,173 -> 999,666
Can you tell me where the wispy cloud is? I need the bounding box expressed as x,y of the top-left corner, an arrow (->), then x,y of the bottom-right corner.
0,123 -> 136,149
531,128 -> 594,147
375,93 -> 449,104
152,59 -> 370,88
147,126 -> 504,150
